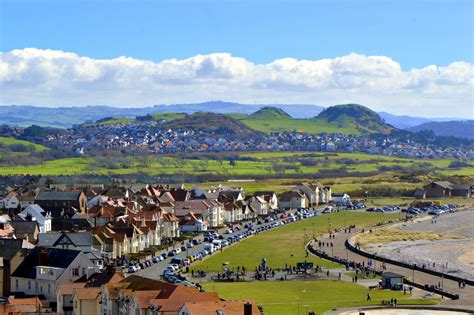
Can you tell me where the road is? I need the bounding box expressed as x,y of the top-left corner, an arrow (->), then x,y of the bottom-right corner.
137,211 -> 316,280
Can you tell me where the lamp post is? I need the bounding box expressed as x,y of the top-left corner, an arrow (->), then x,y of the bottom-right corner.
312,223 -> 315,240
303,228 -> 306,248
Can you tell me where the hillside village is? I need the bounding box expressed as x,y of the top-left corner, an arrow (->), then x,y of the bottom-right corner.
0,182 -> 333,314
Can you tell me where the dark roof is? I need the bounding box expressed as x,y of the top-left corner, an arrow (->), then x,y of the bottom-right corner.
11,221 -> 38,235
38,232 -> 92,247
167,189 -> 188,202
0,239 -> 24,260
36,191 -> 83,201
253,191 -> 275,196
11,247 -> 81,279
51,218 -> 91,231
381,272 -> 404,279
451,185 -> 470,190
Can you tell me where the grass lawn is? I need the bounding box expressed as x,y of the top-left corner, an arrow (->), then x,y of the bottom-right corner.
2,150 -> 471,179
191,212 -> 401,272
201,280 -> 439,315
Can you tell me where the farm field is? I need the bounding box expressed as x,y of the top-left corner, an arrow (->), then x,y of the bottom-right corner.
191,212 -> 401,273
0,151 -> 472,178
201,280 -> 439,315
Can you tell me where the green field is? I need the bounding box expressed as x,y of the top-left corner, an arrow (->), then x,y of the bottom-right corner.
0,136 -> 49,152
202,280 -> 439,315
1,151 -> 471,178
191,212 -> 401,272
239,116 -> 362,135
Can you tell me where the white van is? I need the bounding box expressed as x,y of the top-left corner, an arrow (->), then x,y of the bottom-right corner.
212,240 -> 222,250
204,244 -> 215,253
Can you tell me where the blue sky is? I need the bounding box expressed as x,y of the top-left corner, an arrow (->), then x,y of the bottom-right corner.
1,0 -> 473,117
1,0 -> 472,68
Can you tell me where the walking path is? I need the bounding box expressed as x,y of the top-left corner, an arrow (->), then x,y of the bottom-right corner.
314,226 -> 474,306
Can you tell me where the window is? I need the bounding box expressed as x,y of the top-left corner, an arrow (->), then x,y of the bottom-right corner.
82,268 -> 86,276
72,268 -> 79,276
28,281 -> 31,290
15,279 -> 18,289
48,283 -> 51,294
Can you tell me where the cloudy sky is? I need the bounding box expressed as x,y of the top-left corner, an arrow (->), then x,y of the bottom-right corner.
1,0 -> 473,118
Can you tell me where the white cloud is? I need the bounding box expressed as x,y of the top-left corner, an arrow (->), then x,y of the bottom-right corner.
1,48 -> 473,118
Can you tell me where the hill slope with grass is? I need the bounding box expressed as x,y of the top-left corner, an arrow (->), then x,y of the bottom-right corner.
315,104 -> 393,134
235,104 -> 393,135
163,112 -> 265,140
0,136 -> 49,152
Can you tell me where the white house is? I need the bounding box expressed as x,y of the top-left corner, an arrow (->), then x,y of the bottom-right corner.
2,192 -> 19,210
174,200 -> 224,228
11,247 -> 99,300
331,193 -> 351,204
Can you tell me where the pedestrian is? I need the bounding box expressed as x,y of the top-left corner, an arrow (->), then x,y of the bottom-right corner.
394,298 -> 397,306
338,272 -> 341,280
326,270 -> 330,277
367,292 -> 371,301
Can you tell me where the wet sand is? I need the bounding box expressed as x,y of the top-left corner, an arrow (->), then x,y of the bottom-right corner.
364,209 -> 474,281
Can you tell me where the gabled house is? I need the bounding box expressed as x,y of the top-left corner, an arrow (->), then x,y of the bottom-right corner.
178,212 -> 208,232
56,282 -> 87,315
174,200 -> 224,228
253,191 -> 278,211
10,247 -> 99,300
222,201 -> 243,223
72,287 -> 101,315
16,204 -> 52,233
2,191 -> 19,211
246,196 -> 269,217
293,182 -> 331,207
423,181 -> 472,198
11,221 -> 39,242
36,191 -> 87,218
278,191 -> 308,210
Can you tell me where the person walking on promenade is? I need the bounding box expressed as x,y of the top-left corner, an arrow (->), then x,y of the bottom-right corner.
367,293 -> 371,301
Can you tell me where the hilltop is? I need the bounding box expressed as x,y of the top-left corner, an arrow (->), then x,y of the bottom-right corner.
314,104 -> 393,134
249,107 -> 292,119
232,104 -> 392,135
408,120 -> 474,140
162,112 -> 264,140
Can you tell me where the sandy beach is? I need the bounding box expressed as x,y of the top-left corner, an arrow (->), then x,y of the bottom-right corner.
364,209 -> 474,281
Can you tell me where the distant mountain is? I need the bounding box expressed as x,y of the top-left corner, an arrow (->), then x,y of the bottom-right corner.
407,121 -> 474,140
315,104 -> 393,134
379,112 -> 464,129
1,102 -> 465,131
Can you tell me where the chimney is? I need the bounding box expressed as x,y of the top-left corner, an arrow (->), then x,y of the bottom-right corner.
38,248 -> 48,266
244,302 -> 252,315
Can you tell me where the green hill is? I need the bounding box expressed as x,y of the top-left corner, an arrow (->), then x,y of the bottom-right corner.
0,136 -> 49,153
234,104 -> 392,135
89,104 -> 393,136
249,107 -> 292,119
316,104 -> 392,134
163,112 -> 264,140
